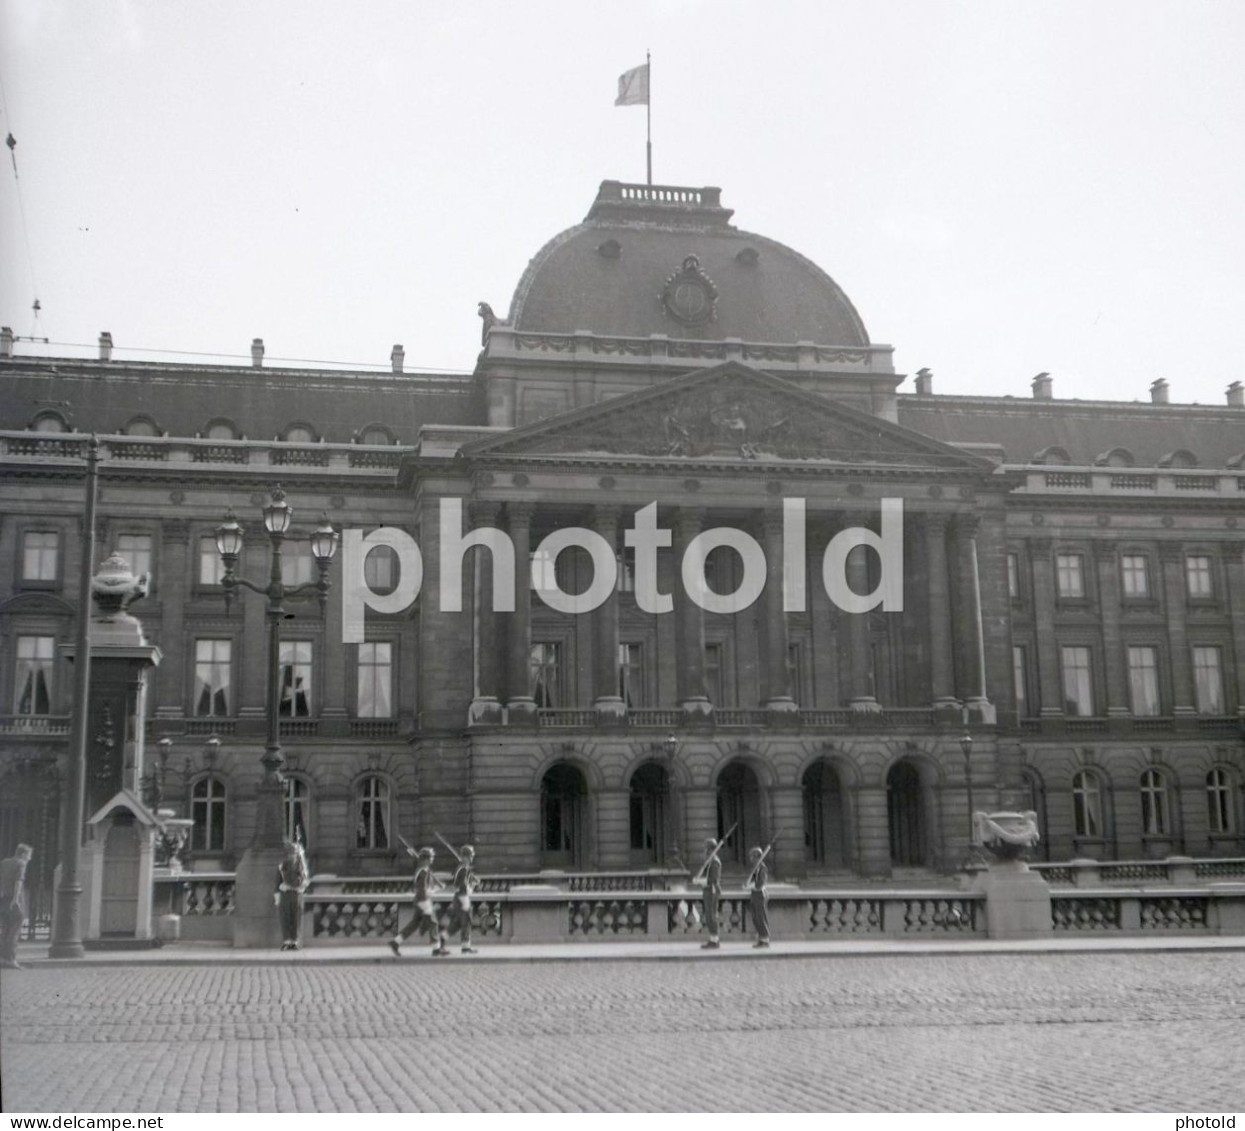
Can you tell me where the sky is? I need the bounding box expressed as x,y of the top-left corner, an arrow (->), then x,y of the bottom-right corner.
1,0 -> 1243,405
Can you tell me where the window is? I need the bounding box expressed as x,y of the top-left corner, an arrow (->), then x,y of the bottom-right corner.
531,548 -> 558,593
123,416 -> 159,437
14,635 -> 54,714
205,420 -> 237,440
355,776 -> 390,849
283,424 -> 316,443
115,534 -> 153,585
190,777 -> 227,852
1056,554 -> 1085,599
616,548 -> 636,594
1140,769 -> 1169,836
357,642 -> 393,718
280,541 -> 314,587
199,537 -> 225,586
1207,769 -> 1236,835
1185,555 -> 1213,599
1013,646 -> 1029,717
363,545 -> 398,595
193,640 -> 232,717
1192,647 -> 1224,715
359,425 -> 394,446
279,641 -> 313,716
1006,553 -> 1021,600
1120,555 -> 1149,598
618,642 -> 644,707
1072,770 -> 1103,838
786,642 -> 805,704
1061,646 -> 1094,716
704,546 -> 732,596
1127,646 -> 1161,717
704,642 -> 726,705
31,412 -> 69,433
21,531 -> 59,582
283,777 -> 310,846
530,642 -> 562,708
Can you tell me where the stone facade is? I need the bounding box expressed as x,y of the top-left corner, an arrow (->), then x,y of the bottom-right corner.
1,181 -> 1242,904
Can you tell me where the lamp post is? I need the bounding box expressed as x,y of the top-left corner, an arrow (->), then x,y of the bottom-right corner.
215,485 -> 337,946
960,730 -> 975,864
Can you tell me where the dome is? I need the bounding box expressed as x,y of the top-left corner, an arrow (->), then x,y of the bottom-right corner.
507,181 -> 870,347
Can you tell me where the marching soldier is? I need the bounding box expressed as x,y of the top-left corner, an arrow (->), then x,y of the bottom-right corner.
697,837 -> 723,949
390,846 -> 449,957
451,844 -> 479,955
747,845 -> 771,949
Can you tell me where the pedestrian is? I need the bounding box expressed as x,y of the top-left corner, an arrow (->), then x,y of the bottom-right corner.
697,837 -> 723,949
747,845 -> 771,949
390,846 -> 449,957
451,844 -> 478,955
274,838 -> 309,951
0,843 -> 33,969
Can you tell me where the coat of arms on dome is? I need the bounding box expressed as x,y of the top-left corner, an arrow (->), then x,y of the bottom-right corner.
660,254 -> 718,327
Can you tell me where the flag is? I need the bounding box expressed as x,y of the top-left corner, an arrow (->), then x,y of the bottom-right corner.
615,63 -> 649,107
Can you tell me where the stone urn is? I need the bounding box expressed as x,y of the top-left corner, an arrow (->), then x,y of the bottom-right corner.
973,810 -> 1040,864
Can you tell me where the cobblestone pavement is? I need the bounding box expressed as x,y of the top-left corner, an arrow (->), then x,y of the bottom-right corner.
3,952 -> 1243,1112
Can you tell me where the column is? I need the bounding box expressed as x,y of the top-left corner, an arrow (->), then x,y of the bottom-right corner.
1226,540 -> 1245,716
1159,543 -> 1195,715
591,507 -> 625,721
924,513 -> 958,713
505,503 -> 537,722
1029,538 -> 1063,717
760,511 -> 796,711
673,509 -> 711,718
237,538 -> 268,723
844,515 -> 879,713
1093,541 -> 1130,722
955,514 -> 994,723
468,501 -> 503,724
321,525 -> 347,731
154,519 -> 189,717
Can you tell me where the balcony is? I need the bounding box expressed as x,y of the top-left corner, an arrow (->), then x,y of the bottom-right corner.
0,714 -> 71,737
1011,714 -> 1242,738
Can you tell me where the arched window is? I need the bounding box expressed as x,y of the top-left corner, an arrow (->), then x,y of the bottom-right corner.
355,776 -> 390,849
1096,448 -> 1135,468
1072,770 -> 1103,838
1159,449 -> 1199,469
1035,445 -> 1071,466
1140,769 -> 1169,836
204,419 -> 238,440
886,760 -> 926,867
802,760 -> 846,869
283,776 -> 310,847
357,424 -> 395,446
628,761 -> 668,865
283,423 -> 317,443
540,762 -> 586,868
30,411 -> 69,433
123,416 -> 160,437
716,760 -> 762,866
1207,769 -> 1236,834
190,776 -> 227,852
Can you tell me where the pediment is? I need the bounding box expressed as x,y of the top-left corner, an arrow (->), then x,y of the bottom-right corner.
87,788 -> 159,827
465,363 -> 993,471
0,591 -> 76,617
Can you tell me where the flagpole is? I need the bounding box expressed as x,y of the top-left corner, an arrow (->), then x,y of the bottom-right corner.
646,49 -> 652,186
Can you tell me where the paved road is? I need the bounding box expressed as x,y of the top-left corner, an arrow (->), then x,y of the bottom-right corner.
3,952 -> 1243,1112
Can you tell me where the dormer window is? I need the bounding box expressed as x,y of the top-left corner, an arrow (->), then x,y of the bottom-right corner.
596,239 -> 621,259
735,246 -> 760,266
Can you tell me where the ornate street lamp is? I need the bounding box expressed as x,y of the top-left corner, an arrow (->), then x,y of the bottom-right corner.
960,730 -> 976,864
660,733 -> 682,869
215,484 -> 337,946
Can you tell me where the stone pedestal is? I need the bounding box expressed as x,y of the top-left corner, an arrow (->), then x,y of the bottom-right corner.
974,861 -> 1052,939
232,846 -> 286,948
507,885 -> 565,942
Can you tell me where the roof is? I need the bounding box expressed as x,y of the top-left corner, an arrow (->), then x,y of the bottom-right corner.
507,181 -> 870,346
898,395 -> 1245,468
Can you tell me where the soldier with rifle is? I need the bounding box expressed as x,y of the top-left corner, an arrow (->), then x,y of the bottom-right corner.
692,822 -> 736,950
746,841 -> 774,949
436,832 -> 480,955
389,841 -> 450,957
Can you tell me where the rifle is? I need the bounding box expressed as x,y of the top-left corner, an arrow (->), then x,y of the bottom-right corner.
744,832 -> 783,890
692,822 -> 738,885
396,832 -> 417,857
434,831 -> 464,864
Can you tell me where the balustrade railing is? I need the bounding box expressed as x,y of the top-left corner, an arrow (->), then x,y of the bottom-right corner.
0,714 -> 71,736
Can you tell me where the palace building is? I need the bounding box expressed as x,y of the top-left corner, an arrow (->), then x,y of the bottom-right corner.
2,179 -> 1243,925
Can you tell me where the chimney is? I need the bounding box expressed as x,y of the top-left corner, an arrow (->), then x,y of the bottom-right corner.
251,337 -> 264,367
390,344 -> 405,373
98,331 -> 113,362
1150,378 -> 1169,405
1227,381 -> 1244,408
1032,372 -> 1053,400
0,326 -> 12,359
914,367 -> 933,395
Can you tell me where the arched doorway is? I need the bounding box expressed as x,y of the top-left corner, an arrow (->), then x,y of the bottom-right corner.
540,762 -> 586,868
887,760 -> 925,867
629,761 -> 668,866
802,761 -> 847,870
716,760 -> 762,866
